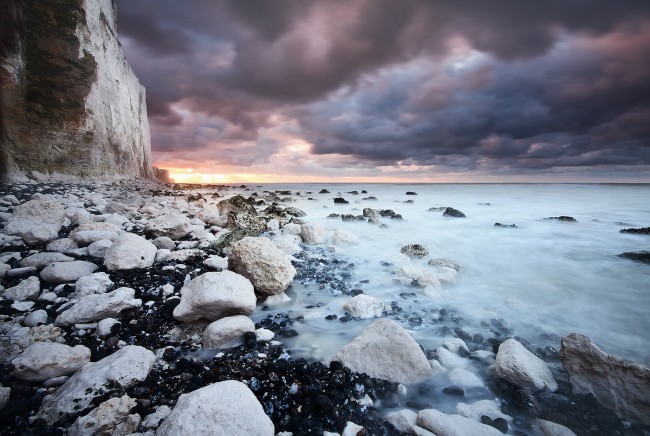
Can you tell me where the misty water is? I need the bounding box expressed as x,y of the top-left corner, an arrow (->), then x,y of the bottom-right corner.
218,183 -> 649,414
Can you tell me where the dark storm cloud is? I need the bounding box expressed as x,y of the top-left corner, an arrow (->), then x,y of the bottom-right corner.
114,0 -> 650,174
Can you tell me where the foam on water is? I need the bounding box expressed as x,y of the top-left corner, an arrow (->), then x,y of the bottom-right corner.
249,183 -> 649,364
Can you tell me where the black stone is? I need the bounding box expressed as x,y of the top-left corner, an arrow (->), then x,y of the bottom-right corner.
442,386 -> 464,396
443,207 -> 466,218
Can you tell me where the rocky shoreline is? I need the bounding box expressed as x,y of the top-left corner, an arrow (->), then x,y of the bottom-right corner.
0,181 -> 649,435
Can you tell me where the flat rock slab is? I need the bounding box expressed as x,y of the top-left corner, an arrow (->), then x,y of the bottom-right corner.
156,380 -> 274,436
145,213 -> 191,239
37,345 -> 155,424
18,252 -> 74,269
103,232 -> 156,271
12,342 -> 90,381
560,333 -> 650,425
69,222 -> 121,246
40,261 -> 99,284
333,318 -> 434,384
5,199 -> 66,245
3,276 -> 40,301
55,287 -> 141,326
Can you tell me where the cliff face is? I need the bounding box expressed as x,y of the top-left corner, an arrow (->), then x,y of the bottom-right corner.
0,0 -> 154,180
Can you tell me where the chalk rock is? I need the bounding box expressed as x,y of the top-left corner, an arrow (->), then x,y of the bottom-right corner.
40,260 -> 98,284
104,232 -> 157,270
55,287 -> 141,326
282,223 -> 302,236
88,239 -> 113,258
343,294 -> 390,318
5,200 -> 66,245
385,409 -> 418,433
417,409 -> 503,436
12,342 -> 91,381
156,380 -> 274,436
69,222 -> 121,245
269,234 -> 302,255
37,346 -> 155,424
203,315 -> 255,349
399,265 -> 442,289
46,238 -> 79,255
496,339 -> 557,392
560,333 -> 650,425
229,237 -> 296,295
535,419 -> 577,436
401,244 -> 429,258
68,395 -> 139,436
4,276 -> 40,301
18,252 -> 74,269
97,318 -> 120,338
333,319 -> 433,384
75,272 -> 113,296
456,399 -> 511,422
146,214 -> 191,239
153,236 -> 175,250
331,229 -> 359,245
142,405 -> 172,429
24,309 -> 48,327
449,368 -> 485,389
173,271 -> 256,322
301,224 -> 327,244
203,255 -> 228,271
168,249 -> 204,262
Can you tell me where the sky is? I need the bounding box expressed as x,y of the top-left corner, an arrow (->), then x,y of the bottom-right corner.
115,0 -> 650,183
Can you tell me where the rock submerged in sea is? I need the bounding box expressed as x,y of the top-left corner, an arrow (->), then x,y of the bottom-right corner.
544,216 -> 577,222
560,332 -> 650,425
619,227 -> 650,235
618,251 -> 650,264
342,294 -> 390,318
495,338 -> 558,392
443,207 -> 466,218
400,244 -> 429,258
417,408 -> 503,436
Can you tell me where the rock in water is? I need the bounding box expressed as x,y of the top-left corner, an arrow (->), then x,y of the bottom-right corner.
173,271 -> 256,322
443,207 -> 466,218
333,318 -> 434,384
417,408 -> 503,436
343,294 -> 390,318
156,380 -> 274,436
203,315 -> 255,349
495,339 -> 557,392
55,287 -> 142,326
228,237 -> 296,295
12,342 -> 90,381
5,200 -> 66,244
400,244 -> 429,258
37,346 -> 156,424
560,333 -> 650,425
103,233 -> 157,270
0,0 -> 155,180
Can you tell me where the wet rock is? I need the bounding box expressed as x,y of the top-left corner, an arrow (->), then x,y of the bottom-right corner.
443,386 -> 465,396
55,287 -> 142,326
449,368 -> 485,388
103,232 -> 157,270
331,228 -> 359,245
494,223 -> 518,228
618,251 -> 650,264
156,380 -> 274,436
5,199 -> 66,245
333,318 -> 434,384
456,400 -> 510,423
443,207 -> 466,218
216,195 -> 257,217
173,271 -> 256,322
560,332 -> 650,425
40,260 -> 98,284
145,213 -> 192,239
0,387 -> 9,412
417,408 -> 503,436
203,315 -> 255,349
398,264 -> 442,289
544,216 -> 577,222
428,259 -> 462,271
36,345 -> 155,424
12,342 -> 91,381
496,339 -> 558,392
385,409 -> 417,432
535,419 -> 577,436
342,294 -> 390,318
319,189 -> 330,194
406,192 -> 418,195
229,237 -> 296,295
619,227 -> 650,235
68,395 -> 139,436
18,252 -> 74,269
4,276 -> 40,301
301,224 -> 327,245
334,198 -> 349,204
400,244 -> 429,258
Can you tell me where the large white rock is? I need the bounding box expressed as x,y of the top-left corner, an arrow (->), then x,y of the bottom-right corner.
333,318 -> 434,384
156,380 -> 274,436
398,265 -> 442,289
496,339 -> 558,392
560,333 -> 650,425
55,287 -> 142,326
12,342 -> 91,381
5,199 -> 66,245
40,260 -> 98,284
37,346 -> 155,424
535,419 -> 578,436
282,223 -> 302,236
24,309 -> 48,327
456,399 -> 511,422
417,409 -> 503,436
68,395 -> 139,436
203,255 -> 229,271
331,228 -> 359,245
46,238 -> 79,255
448,368 -> 485,389
3,276 -> 40,301
203,315 -> 255,349
342,294 -> 390,318
385,409 -> 418,433
228,237 -> 296,295
104,232 -> 157,271
69,222 -> 121,246
143,405 -> 172,429
18,252 -> 74,269
87,239 -> 113,258
300,224 -> 326,244
146,214 -> 191,239
269,234 -> 302,255
173,271 -> 256,323
75,272 -> 113,296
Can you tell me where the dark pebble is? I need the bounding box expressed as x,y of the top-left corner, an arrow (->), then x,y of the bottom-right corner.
442,386 -> 464,396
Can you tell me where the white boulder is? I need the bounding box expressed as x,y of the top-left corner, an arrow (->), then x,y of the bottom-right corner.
18,252 -> 74,269
156,380 -> 274,436
385,409 -> 418,432
142,405 -> 172,429
5,199 -> 66,245
333,319 -> 434,384
68,395 -> 139,436
75,272 -> 113,296
203,255 -> 228,271
173,271 -> 256,323
417,409 -> 503,436
229,237 -> 296,295
496,339 -> 558,392
153,236 -> 175,250
203,315 -> 255,349
398,265 -> 442,289
69,222 -> 121,246
88,239 -> 113,258
456,399 -> 511,422
12,342 -> 91,381
40,260 -> 98,284
331,229 -> 359,245
449,368 -> 485,389
55,287 -> 142,326
282,223 -> 302,236
300,224 -> 326,244
46,238 -> 79,255
104,233 -> 157,271
342,294 -> 390,318
4,276 -> 40,301
37,346 -> 155,424
24,309 -> 48,327
269,234 -> 302,255
146,214 -> 191,239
